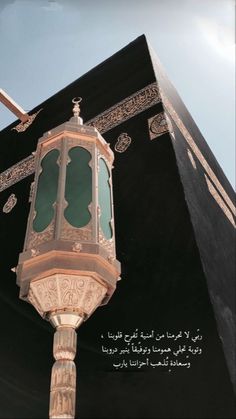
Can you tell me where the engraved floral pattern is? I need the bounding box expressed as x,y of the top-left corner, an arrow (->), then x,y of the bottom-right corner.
29,274 -> 107,317
99,227 -> 115,257
27,221 -> 55,249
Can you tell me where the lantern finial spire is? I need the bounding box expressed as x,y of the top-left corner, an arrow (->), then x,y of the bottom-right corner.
72,97 -> 82,117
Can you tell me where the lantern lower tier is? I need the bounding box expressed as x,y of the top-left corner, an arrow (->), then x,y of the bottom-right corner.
28,273 -> 107,319
17,240 -> 120,320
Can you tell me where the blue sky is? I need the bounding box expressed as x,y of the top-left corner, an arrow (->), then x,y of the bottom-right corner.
0,0 -> 235,187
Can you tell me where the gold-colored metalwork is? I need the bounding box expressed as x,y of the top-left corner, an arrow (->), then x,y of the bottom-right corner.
28,273 -> 107,318
114,133 -> 132,153
148,111 -> 169,140
11,108 -> 43,132
27,221 -> 55,248
61,217 -> 93,242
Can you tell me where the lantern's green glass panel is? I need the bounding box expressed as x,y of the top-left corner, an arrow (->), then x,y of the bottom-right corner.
64,146 -> 92,228
98,158 -> 113,239
33,149 -> 60,232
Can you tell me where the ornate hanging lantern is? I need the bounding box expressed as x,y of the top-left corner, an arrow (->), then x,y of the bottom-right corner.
16,98 -> 121,418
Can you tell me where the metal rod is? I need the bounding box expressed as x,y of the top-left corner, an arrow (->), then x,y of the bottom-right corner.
0,88 -> 29,122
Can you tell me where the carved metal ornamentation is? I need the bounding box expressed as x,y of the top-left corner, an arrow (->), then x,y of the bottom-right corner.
61,218 -> 92,242
72,242 -> 83,252
97,151 -> 112,172
27,221 -> 55,249
53,327 -> 77,361
11,108 -> 43,133
148,112 -> 169,140
114,133 -> 132,153
67,137 -> 93,152
41,141 -> 61,160
99,227 -> 114,257
28,277 -> 57,315
28,274 -> 107,317
30,248 -> 40,257
2,193 -> 17,213
50,360 -> 76,418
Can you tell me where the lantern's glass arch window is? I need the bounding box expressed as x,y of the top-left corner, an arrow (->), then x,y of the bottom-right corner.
33,149 -> 60,232
98,158 -> 113,240
64,146 -> 92,228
